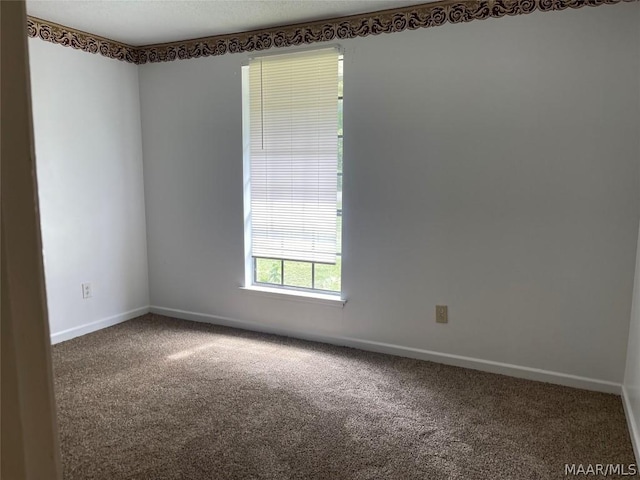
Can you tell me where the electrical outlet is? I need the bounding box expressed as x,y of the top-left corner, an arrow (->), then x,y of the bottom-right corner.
82,283 -> 92,299
436,305 -> 448,323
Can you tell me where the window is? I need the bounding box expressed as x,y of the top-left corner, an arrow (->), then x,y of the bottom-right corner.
242,48 -> 343,295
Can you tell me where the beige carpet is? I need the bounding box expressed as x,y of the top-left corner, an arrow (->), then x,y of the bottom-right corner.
52,314 -> 636,479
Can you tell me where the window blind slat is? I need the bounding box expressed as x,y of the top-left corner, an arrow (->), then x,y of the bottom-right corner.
249,48 -> 339,264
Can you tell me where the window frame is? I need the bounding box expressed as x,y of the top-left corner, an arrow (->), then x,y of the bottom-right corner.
242,51 -> 344,298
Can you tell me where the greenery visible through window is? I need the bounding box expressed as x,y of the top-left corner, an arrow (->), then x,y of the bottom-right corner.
253,56 -> 343,294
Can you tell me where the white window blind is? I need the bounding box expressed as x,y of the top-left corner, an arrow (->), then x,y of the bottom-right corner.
249,48 -> 339,264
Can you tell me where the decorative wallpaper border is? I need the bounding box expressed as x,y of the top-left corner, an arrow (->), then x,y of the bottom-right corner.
28,0 -> 635,65
27,16 -> 139,64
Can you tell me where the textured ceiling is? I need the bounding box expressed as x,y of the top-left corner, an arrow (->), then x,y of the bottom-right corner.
26,0 -> 431,46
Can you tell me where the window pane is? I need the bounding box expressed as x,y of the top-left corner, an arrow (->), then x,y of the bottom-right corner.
314,257 -> 342,292
255,258 -> 281,285
338,59 -> 343,98
283,260 -> 312,288
338,99 -> 343,137
338,137 -> 343,173
337,215 -> 342,255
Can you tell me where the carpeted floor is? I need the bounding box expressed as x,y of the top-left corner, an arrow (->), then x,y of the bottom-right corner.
52,314 -> 636,479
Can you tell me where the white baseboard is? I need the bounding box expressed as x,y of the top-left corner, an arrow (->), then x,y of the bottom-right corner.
150,305 -> 622,395
622,385 -> 640,465
50,306 -> 150,344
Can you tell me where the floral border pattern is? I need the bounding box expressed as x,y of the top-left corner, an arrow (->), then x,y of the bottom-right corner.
27,17 -> 139,64
27,0 -> 635,65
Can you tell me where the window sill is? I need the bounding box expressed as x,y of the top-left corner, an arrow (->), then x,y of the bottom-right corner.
240,285 -> 346,308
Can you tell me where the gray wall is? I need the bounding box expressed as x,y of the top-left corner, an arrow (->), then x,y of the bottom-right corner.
623,7 -> 640,462
624,229 -> 640,460
139,3 -> 640,384
29,39 -> 150,342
